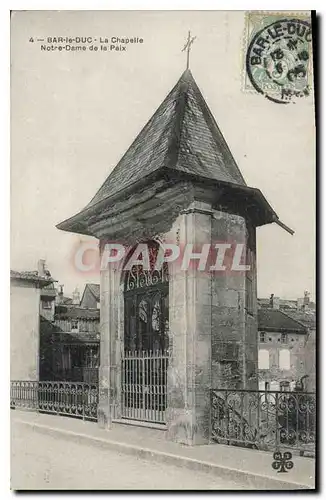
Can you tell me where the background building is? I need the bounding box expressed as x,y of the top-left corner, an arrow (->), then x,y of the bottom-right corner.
40,284 -> 100,383
11,260 -> 54,381
40,282 -> 57,321
258,296 -> 316,392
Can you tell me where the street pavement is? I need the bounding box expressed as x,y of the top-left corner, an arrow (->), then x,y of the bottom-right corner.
11,420 -> 243,490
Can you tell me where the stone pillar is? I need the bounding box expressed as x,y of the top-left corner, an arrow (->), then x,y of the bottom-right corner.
166,201 -> 212,445
210,211 -> 258,390
244,223 -> 258,390
97,252 -> 121,428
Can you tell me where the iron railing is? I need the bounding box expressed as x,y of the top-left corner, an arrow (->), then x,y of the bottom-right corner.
121,350 -> 168,424
10,380 -> 98,421
211,389 -> 316,455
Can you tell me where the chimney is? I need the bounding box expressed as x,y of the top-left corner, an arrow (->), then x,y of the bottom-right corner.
72,287 -> 80,305
297,291 -> 310,311
269,293 -> 280,309
56,284 -> 64,305
303,290 -> 310,306
297,297 -> 304,311
37,259 -> 46,277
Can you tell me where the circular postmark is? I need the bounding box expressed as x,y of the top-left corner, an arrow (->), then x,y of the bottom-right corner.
246,18 -> 312,104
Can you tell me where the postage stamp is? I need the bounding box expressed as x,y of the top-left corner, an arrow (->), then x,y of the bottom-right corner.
242,12 -> 313,103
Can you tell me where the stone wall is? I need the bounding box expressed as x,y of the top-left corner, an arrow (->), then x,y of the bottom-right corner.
258,331 -> 309,390
10,280 -> 41,380
97,253 -> 122,428
166,201 -> 213,445
211,211 -> 258,391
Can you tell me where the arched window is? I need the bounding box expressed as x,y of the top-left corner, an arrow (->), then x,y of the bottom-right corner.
123,241 -> 169,353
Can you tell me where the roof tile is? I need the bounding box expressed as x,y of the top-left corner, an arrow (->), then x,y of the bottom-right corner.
258,308 -> 307,333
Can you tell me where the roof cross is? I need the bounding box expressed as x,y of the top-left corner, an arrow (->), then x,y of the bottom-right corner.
182,31 -> 196,70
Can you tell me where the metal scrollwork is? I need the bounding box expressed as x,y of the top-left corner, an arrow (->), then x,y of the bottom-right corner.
125,243 -> 169,292
211,389 -> 316,455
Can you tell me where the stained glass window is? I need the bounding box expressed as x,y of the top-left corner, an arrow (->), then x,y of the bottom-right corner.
124,241 -> 169,353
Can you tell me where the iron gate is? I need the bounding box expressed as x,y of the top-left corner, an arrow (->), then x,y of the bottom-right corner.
122,241 -> 169,424
121,350 -> 168,424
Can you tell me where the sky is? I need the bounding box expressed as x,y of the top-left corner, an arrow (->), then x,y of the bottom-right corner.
11,10 -> 315,300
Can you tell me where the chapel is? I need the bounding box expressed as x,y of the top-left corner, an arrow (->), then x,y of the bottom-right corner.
58,68 -> 289,444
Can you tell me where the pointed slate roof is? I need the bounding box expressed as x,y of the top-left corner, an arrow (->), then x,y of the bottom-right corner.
85,69 -> 245,208
87,283 -> 100,301
80,283 -> 100,304
84,69 -> 245,211
58,69 -> 288,237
